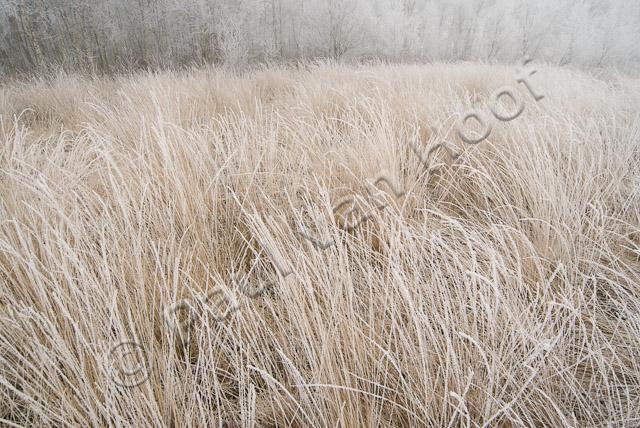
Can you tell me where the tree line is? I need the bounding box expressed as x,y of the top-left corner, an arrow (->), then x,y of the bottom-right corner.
1,0 -> 638,75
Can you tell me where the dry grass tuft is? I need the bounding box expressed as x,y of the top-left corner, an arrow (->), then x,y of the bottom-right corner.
0,63 -> 639,427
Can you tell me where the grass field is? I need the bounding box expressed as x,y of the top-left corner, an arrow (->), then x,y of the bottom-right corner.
0,63 -> 639,426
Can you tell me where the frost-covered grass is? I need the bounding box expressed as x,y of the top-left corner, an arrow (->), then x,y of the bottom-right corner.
0,63 -> 639,426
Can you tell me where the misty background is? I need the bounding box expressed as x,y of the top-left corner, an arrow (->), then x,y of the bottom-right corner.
1,0 -> 639,75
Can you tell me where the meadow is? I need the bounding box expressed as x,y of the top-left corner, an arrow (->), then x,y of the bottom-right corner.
0,62 -> 639,426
